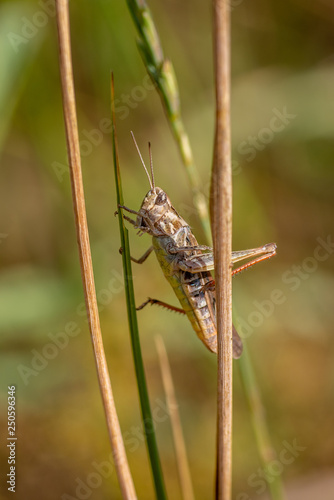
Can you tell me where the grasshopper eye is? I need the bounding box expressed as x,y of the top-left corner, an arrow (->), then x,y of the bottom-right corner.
156,192 -> 167,205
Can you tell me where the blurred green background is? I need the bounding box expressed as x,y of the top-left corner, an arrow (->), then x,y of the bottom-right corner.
0,1 -> 334,499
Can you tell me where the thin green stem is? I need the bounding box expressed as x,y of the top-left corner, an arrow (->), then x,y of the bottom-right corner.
111,75 -> 167,500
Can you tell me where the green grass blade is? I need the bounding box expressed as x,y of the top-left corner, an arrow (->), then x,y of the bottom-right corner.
111,75 -> 168,500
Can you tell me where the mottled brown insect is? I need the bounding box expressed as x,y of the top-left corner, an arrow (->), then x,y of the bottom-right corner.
119,133 -> 277,357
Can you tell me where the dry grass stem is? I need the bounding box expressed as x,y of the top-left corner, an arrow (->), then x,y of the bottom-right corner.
55,1 -> 136,498
155,336 -> 195,500
211,1 -> 232,499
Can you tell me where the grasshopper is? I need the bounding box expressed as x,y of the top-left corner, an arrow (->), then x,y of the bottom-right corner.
119,133 -> 277,358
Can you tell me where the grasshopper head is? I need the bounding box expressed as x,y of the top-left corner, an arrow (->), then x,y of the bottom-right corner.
136,187 -> 186,236
141,187 -> 170,211
136,187 -> 171,227
130,133 -> 187,235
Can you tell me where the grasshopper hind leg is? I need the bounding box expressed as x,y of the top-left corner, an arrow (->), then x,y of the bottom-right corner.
136,297 -> 243,359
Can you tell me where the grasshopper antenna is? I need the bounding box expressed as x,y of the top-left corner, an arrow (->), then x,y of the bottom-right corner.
148,142 -> 155,189
130,131 -> 153,190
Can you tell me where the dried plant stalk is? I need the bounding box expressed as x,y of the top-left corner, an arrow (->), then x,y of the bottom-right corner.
55,1 -> 136,498
211,1 -> 232,499
155,336 -> 195,500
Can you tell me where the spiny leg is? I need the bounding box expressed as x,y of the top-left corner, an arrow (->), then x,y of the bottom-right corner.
137,298 -> 243,358
199,245 -> 277,291
180,243 -> 277,275
137,297 -> 186,315
231,247 -> 276,277
231,242 -> 277,265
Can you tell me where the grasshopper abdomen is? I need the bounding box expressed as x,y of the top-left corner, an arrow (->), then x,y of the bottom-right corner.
153,228 -> 222,355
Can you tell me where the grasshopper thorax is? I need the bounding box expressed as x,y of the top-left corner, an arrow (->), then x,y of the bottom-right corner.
136,187 -> 188,237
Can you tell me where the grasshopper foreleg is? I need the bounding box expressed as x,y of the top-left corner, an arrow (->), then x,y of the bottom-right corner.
118,205 -> 149,235
122,214 -> 137,226
116,204 -> 138,227
118,204 -> 141,216
136,297 -> 186,315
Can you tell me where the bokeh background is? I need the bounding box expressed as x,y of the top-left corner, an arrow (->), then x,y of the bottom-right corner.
0,1 -> 334,499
